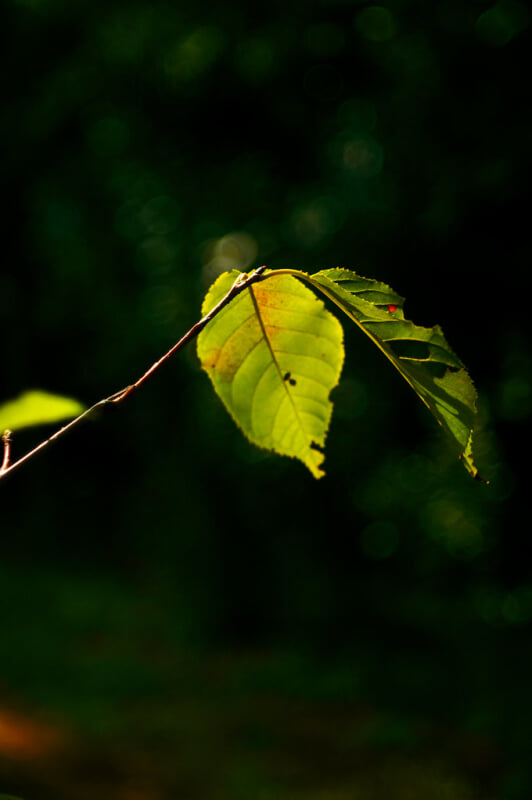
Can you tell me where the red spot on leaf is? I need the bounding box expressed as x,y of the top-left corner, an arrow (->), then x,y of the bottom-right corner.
388,304 -> 397,313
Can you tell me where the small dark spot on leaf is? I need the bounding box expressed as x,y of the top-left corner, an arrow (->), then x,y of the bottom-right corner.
283,371 -> 297,386
388,304 -> 398,313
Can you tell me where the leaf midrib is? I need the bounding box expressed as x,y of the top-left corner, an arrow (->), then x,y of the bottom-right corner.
248,284 -> 311,451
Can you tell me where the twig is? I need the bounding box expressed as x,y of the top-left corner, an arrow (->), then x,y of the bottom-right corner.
1,430 -> 12,472
0,266 -> 268,481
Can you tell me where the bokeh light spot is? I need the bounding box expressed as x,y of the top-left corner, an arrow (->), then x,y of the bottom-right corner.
0,708 -> 62,759
502,592 -> 528,625
423,496 -> 486,561
475,1 -> 529,46
286,196 -> 344,249
139,195 -> 180,236
355,6 -> 397,42
445,520 -> 484,561
235,39 -> 278,84
135,237 -> 180,277
202,232 -> 258,284
163,27 -> 224,81
114,170 -> 175,241
342,136 -> 383,177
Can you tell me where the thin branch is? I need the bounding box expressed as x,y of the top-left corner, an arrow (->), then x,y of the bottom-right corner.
0,266 -> 268,482
1,430 -> 12,472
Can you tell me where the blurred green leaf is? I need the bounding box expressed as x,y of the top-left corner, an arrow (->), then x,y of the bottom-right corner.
197,270 -> 344,478
0,390 -> 85,432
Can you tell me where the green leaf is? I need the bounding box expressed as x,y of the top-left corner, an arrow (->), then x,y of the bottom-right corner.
197,270 -> 344,478
0,390 -> 85,433
297,268 -> 480,479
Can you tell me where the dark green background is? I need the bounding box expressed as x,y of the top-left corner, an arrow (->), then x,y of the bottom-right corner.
1,0 -> 530,797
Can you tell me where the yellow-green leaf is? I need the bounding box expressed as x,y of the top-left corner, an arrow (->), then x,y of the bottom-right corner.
0,390 -> 85,432
197,270 -> 344,478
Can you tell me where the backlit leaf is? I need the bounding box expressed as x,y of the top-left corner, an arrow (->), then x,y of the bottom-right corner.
197,270 -> 344,478
0,390 -> 85,432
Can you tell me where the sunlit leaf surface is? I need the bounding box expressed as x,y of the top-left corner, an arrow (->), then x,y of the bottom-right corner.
0,391 -> 85,432
303,269 -> 480,478
197,270 -> 344,477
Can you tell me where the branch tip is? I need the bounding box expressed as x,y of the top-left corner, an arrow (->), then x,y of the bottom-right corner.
1,429 -> 13,473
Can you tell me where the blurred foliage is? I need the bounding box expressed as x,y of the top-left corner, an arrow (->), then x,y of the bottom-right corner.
0,0 -> 530,797
0,390 -> 84,432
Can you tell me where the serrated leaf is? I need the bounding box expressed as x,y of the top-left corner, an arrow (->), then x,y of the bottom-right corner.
0,390 -> 85,432
197,270 -> 344,478
300,268 -> 480,478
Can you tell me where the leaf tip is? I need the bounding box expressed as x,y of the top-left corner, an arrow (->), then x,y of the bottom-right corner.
459,430 -> 489,483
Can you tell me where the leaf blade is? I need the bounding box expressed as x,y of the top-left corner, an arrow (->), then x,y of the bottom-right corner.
197,270 -> 344,478
304,268 -> 480,478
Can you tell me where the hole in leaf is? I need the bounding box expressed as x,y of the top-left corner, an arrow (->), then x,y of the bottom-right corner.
389,340 -> 431,360
310,441 -> 324,453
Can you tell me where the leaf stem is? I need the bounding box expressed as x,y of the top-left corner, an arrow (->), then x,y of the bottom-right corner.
0,266 -> 268,482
